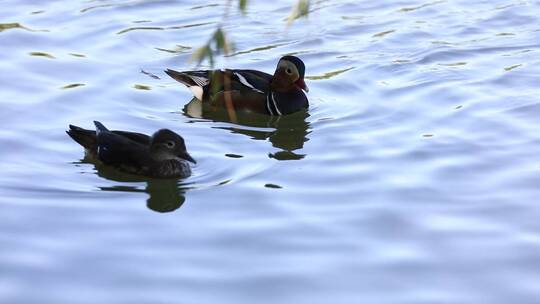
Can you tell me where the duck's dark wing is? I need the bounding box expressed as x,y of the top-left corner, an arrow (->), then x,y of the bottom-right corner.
67,125 -> 151,152
111,131 -> 151,145
165,68 -> 272,95
95,131 -> 151,170
229,69 -> 272,93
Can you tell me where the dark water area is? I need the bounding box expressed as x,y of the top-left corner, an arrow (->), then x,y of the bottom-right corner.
1,0 -> 540,303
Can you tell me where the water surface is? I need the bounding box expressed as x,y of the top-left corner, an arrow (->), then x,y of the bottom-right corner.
1,0 -> 540,303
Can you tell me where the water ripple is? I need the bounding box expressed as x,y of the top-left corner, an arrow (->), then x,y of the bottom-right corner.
2,0 -> 540,303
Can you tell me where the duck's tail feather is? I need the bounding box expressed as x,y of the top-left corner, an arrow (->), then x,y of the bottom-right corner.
66,125 -> 97,151
165,69 -> 210,87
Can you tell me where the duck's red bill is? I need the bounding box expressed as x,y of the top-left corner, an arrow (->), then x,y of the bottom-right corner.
295,78 -> 309,92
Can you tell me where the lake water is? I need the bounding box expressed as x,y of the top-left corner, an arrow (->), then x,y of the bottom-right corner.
2,0 -> 540,303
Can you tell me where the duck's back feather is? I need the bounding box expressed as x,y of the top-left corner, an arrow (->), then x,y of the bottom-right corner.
165,68 -> 272,97
67,125 -> 150,152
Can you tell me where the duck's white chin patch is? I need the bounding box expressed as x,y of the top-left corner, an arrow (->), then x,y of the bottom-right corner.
189,86 -> 204,100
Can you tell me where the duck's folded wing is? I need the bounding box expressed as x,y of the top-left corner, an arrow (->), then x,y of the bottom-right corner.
111,131 -> 151,145
229,69 -> 272,93
166,68 -> 271,93
96,132 -> 149,167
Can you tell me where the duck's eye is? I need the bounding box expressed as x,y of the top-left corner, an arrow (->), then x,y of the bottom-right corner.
286,68 -> 293,74
165,141 -> 175,148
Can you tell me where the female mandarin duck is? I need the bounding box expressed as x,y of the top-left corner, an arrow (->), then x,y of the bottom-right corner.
67,121 -> 195,178
165,55 -> 309,115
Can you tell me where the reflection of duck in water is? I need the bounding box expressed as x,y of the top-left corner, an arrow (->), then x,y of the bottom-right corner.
75,160 -> 186,213
67,121 -> 195,178
165,56 -> 309,115
183,100 -> 311,160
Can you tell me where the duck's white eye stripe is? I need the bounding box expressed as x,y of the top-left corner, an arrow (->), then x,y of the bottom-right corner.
234,72 -> 264,93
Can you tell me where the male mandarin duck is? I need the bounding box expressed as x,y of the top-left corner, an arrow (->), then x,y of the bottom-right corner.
165,55 -> 309,115
67,121 -> 195,178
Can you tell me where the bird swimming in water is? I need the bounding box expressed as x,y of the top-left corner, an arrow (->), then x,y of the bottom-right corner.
165,55 -> 309,116
66,121 -> 195,178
